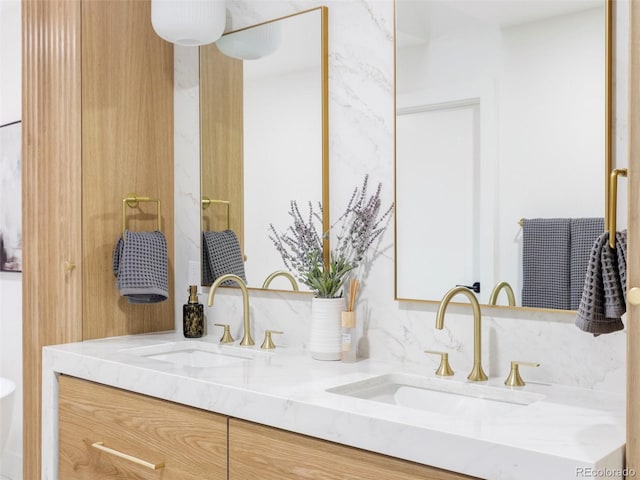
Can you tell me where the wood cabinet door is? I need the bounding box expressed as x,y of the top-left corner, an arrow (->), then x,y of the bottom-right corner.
58,376 -> 227,479
627,0 -> 640,471
228,418 -> 477,480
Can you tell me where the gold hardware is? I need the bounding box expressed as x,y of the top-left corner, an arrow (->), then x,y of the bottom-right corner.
261,330 -> 283,349
261,270 -> 299,291
424,350 -> 454,376
320,5 -> 330,270
207,274 -> 254,346
607,168 -> 627,248
122,193 -> 161,237
604,0 -> 613,230
214,323 -> 235,343
202,197 -> 231,230
518,218 -> 524,227
435,286 -> 488,382
63,261 -> 76,272
629,287 -> 640,306
504,361 -> 540,387
91,442 -> 164,470
488,281 -> 516,307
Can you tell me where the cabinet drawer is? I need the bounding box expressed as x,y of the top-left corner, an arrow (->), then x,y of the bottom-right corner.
229,419 -> 478,480
58,375 -> 227,479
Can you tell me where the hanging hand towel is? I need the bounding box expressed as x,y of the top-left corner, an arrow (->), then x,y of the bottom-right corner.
113,230 -> 168,304
202,230 -> 247,286
575,230 -> 627,335
521,218 -> 571,310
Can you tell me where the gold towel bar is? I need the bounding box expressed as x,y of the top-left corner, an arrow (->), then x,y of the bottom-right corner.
202,197 -> 231,230
607,168 -> 627,248
122,193 -> 161,236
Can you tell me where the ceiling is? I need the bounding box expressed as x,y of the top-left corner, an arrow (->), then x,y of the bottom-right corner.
396,0 -> 603,47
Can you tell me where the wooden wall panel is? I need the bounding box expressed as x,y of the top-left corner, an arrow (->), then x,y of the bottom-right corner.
81,0 -> 175,339
23,0 -> 175,476
627,0 -> 640,471
22,1 -> 83,478
199,45 -> 244,260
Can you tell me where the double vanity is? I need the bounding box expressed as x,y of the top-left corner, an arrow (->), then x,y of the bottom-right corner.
42,331 -> 625,480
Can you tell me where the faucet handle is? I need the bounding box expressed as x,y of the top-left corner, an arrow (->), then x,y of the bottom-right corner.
261,330 -> 283,350
424,350 -> 454,376
214,323 -> 235,344
504,361 -> 540,387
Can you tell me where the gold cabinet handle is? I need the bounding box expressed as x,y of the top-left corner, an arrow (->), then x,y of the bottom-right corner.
629,287 -> 640,306
64,261 -> 76,271
91,442 -> 165,470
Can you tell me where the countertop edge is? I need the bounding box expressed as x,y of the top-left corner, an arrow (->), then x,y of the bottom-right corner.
40,335 -> 626,480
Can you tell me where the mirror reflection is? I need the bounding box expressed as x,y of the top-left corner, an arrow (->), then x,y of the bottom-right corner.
200,8 -> 327,291
395,0 -> 606,310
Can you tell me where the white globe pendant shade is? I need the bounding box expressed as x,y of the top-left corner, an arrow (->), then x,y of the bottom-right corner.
215,21 -> 283,60
151,0 -> 226,46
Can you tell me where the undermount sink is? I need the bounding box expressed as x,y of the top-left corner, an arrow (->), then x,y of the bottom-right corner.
120,341 -> 270,368
327,373 -> 545,417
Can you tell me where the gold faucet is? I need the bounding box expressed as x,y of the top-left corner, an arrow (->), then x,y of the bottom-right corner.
261,270 -> 299,291
207,274 -> 255,346
488,281 -> 516,306
435,286 -> 488,382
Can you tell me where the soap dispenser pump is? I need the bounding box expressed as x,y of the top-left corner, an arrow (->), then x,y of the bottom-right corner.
183,285 -> 204,338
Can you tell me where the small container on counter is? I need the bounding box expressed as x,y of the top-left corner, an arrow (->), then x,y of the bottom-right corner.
341,311 -> 357,363
183,285 -> 204,338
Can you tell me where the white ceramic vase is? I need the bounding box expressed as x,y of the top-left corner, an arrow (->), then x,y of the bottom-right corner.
309,297 -> 344,360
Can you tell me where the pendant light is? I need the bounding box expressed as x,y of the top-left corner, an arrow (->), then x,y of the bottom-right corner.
151,0 -> 226,46
215,21 -> 283,60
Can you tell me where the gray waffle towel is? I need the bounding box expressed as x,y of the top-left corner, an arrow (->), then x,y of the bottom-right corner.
570,218 -> 606,309
113,230 -> 168,304
575,230 -> 627,335
202,230 -> 247,286
522,218 -> 571,310
521,217 -> 605,310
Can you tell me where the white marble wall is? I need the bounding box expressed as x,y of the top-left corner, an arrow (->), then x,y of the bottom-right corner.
174,44 -> 201,317
174,0 -> 627,394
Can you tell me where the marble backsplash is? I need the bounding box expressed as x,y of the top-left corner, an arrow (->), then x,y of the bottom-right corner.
174,0 -> 627,394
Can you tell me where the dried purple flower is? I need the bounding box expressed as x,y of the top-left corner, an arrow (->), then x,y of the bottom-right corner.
269,175 -> 393,298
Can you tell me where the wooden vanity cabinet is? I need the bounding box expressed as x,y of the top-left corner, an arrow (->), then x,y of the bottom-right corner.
58,376 -> 227,479
228,418 -> 478,480
58,376 -> 477,480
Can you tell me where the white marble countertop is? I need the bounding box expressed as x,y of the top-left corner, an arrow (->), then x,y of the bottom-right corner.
42,331 -> 626,480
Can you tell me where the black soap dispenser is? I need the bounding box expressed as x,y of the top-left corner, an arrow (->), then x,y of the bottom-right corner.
183,285 -> 204,338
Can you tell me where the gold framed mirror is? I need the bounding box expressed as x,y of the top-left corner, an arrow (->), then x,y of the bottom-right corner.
199,6 -> 329,291
394,0 -> 611,312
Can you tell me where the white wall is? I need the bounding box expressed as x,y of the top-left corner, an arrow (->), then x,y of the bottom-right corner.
499,8 -> 605,298
174,0 -> 627,399
0,1 -> 23,478
244,67 -> 322,287
396,7 -> 605,304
